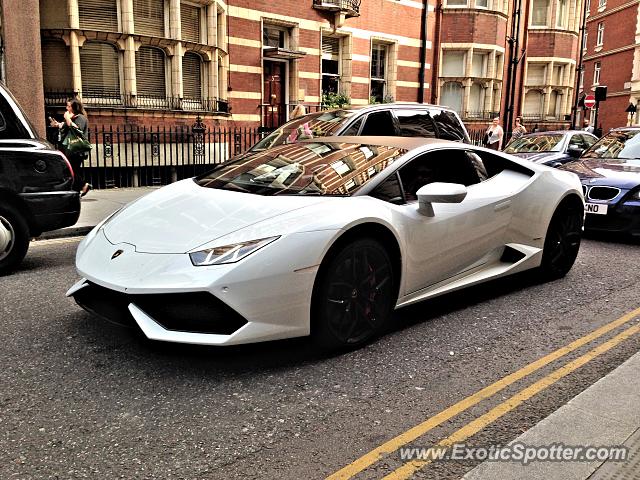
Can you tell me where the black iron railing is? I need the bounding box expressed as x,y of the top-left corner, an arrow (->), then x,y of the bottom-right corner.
461,111 -> 501,121
44,90 -> 229,114
312,0 -> 361,14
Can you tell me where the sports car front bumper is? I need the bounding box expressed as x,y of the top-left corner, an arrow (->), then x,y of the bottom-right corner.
67,229 -> 337,345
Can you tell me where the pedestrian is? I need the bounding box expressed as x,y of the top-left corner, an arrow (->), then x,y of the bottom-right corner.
583,119 -> 595,134
50,98 -> 92,197
532,123 -> 540,133
291,103 -> 307,119
484,116 -> 504,150
511,116 -> 527,140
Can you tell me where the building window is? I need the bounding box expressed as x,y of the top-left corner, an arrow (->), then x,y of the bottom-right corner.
468,83 -> 486,115
80,41 -> 120,97
42,38 -> 73,92
598,0 -> 606,7
322,36 -> 341,95
263,25 -> 288,49
596,22 -> 604,46
579,69 -> 584,89
495,54 -> 504,79
370,43 -> 388,102
583,31 -> 588,52
446,0 -> 468,5
471,52 -> 488,77
585,0 -> 591,15
440,81 -> 463,113
552,65 -> 564,85
531,0 -> 550,26
593,62 -> 601,84
556,0 -> 568,28
181,3 -> 202,43
136,46 -> 167,100
134,0 -> 165,37
183,51 -> 203,102
79,0 -> 118,31
476,0 -> 489,7
549,90 -> 560,118
442,51 -> 465,76
524,90 -> 544,118
526,64 -> 546,85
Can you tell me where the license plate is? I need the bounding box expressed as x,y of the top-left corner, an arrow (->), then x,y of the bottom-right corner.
585,203 -> 608,215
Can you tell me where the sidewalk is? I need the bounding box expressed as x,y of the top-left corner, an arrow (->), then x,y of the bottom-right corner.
463,350 -> 640,480
37,187 -> 158,240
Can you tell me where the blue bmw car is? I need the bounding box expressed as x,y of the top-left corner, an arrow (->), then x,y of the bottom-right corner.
560,127 -> 640,236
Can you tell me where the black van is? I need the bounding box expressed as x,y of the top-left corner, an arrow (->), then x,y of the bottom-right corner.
251,103 -> 471,152
0,83 -> 80,273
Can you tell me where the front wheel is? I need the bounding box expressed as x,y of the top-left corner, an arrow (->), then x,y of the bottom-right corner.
312,238 -> 396,349
0,204 -> 30,275
539,200 -> 583,279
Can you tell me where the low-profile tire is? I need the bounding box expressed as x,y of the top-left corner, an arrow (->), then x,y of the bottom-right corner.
0,204 -> 30,275
539,200 -> 583,280
312,238 -> 396,349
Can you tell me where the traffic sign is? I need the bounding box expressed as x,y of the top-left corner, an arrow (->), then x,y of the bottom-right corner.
585,94 -> 596,109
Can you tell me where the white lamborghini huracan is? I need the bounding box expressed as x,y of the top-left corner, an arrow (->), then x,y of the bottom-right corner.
67,137 -> 584,349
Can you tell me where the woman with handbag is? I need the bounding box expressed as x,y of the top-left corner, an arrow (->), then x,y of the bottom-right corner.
50,99 -> 92,197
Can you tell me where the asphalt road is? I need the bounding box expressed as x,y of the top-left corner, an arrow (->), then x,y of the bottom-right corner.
1,235 -> 640,479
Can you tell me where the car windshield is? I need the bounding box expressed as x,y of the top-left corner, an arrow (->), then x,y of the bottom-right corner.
250,110 -> 356,151
503,134 -> 564,154
196,141 -> 406,196
582,130 -> 640,160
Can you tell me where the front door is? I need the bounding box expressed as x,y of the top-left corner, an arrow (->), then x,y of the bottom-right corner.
263,62 -> 286,129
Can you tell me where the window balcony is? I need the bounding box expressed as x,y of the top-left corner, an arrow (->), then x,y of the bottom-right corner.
313,0 -> 361,17
44,90 -> 229,115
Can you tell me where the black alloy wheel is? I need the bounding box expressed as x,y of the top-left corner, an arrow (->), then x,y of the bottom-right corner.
540,201 -> 583,279
0,204 -> 30,275
313,238 -> 396,349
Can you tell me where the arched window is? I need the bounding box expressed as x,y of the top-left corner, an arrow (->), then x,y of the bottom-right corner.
468,83 -> 486,116
549,90 -> 561,119
42,38 -> 72,93
136,46 -> 167,102
524,90 -> 544,119
80,42 -> 120,100
440,82 -> 463,113
183,52 -> 204,109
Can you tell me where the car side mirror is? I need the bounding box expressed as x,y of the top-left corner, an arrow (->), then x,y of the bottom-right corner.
567,145 -> 584,158
416,182 -> 468,217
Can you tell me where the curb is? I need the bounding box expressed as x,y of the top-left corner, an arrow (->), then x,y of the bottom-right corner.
35,226 -> 94,241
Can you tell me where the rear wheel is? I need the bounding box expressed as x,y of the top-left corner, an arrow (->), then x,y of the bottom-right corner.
540,200 -> 583,279
312,238 -> 396,349
0,204 -> 30,275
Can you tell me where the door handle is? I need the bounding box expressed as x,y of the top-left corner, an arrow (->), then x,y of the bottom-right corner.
494,200 -> 511,212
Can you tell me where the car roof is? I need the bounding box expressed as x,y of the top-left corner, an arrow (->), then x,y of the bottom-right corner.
340,102 -> 459,114
302,135 -> 460,150
520,130 -> 586,136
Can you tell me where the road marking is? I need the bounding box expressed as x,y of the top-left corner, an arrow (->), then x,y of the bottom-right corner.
327,306 -> 640,480
384,321 -> 640,479
31,237 -> 83,247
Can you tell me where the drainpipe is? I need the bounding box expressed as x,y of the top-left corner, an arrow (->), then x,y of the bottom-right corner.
503,0 -> 522,135
571,0 -> 588,129
418,0 -> 429,103
430,0 -> 443,104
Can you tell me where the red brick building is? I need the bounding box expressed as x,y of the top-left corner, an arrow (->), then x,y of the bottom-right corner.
581,0 -> 640,131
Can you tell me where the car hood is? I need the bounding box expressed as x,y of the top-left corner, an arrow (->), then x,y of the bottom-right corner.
102,179 -> 330,253
511,151 -> 566,164
560,159 -> 640,188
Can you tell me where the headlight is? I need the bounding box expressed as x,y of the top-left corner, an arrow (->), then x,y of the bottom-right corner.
189,236 -> 280,266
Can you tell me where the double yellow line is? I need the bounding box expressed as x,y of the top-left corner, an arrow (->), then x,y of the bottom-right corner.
328,306 -> 640,480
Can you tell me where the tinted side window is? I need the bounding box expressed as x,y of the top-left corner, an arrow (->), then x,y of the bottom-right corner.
0,93 -> 30,140
360,111 -> 396,136
342,117 -> 363,136
569,134 -> 584,148
395,110 -> 437,138
398,149 -> 481,201
431,109 -> 467,141
370,172 -> 404,204
581,134 -> 597,148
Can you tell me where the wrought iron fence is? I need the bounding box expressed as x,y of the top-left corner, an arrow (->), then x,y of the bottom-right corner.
47,121 -> 263,189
